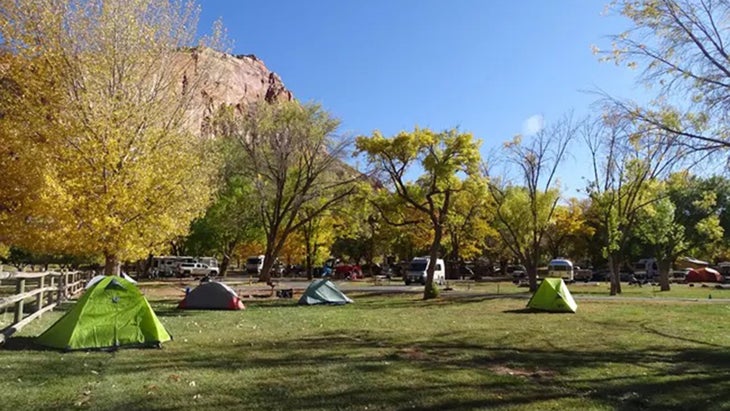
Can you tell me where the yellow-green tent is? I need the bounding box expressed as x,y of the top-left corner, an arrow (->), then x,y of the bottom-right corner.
526,278 -> 577,313
36,275 -> 171,350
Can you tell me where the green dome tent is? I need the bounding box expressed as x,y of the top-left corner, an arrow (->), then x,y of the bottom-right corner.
298,279 -> 353,305
36,275 -> 171,350
526,278 -> 577,313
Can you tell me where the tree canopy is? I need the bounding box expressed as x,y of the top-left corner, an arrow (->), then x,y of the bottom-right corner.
0,0 -> 223,274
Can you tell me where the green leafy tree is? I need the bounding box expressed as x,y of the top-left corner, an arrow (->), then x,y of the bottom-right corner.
184,175 -> 263,276
585,112 -> 684,295
221,101 -> 357,282
600,0 -> 730,151
356,127 -> 481,299
485,116 -> 575,291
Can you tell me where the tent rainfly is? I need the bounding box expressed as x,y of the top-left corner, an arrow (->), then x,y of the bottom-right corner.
298,279 -> 353,305
178,281 -> 245,310
36,275 -> 171,350
526,278 -> 577,313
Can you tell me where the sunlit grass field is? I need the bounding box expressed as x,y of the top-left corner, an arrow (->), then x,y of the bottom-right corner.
1,282 -> 729,410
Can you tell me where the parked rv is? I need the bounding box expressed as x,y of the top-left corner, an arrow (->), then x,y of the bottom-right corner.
633,258 -> 658,281
150,256 -> 196,277
404,257 -> 446,286
547,258 -> 574,282
246,255 -> 265,275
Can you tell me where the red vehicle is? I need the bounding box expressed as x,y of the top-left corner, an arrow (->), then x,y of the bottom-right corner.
324,258 -> 363,280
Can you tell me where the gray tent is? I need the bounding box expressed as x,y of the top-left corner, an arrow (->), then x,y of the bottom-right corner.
298,279 -> 353,305
178,282 -> 245,310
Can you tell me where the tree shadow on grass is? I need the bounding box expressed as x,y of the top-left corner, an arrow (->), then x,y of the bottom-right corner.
4,325 -> 730,410
95,335 -> 730,410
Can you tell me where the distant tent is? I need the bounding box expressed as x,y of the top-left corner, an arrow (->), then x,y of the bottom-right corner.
675,257 -> 710,269
685,267 -> 723,283
178,281 -> 245,310
36,275 -> 171,350
526,278 -> 577,313
298,279 -> 353,305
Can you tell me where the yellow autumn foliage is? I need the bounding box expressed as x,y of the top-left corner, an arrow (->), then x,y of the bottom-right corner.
0,0 -> 222,269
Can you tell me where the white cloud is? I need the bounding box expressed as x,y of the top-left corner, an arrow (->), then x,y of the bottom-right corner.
522,114 -> 544,136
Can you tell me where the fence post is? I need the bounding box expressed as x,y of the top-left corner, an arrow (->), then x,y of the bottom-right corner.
14,278 -> 26,324
36,274 -> 46,315
48,275 -> 56,305
57,274 -> 65,303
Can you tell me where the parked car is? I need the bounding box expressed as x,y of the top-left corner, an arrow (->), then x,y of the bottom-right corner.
590,269 -> 634,282
574,266 -> 593,282
591,269 -> 610,281
505,264 -> 527,278
177,262 -> 219,277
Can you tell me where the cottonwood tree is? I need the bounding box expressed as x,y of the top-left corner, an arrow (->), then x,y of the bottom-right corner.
296,201 -> 338,280
0,0 -> 224,274
584,111 -> 686,295
223,101 -> 357,282
484,116 -> 575,292
600,0 -> 730,151
184,175 -> 264,277
544,198 -> 595,262
635,173 -> 730,291
444,178 -> 493,271
356,127 -> 481,299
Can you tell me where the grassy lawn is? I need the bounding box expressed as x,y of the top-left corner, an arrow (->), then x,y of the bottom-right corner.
1,283 -> 729,410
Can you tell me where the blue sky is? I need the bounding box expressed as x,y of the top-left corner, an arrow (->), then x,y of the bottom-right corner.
198,0 -> 647,195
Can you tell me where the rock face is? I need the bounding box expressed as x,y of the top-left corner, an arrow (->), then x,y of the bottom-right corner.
176,48 -> 293,136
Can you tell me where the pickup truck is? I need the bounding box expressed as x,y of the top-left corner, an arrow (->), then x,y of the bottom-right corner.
177,262 -> 219,277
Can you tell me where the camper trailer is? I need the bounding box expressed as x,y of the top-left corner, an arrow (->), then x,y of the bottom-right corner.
150,256 -> 195,277
547,258 -> 574,282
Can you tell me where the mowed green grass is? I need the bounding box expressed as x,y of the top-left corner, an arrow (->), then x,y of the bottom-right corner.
1,286 -> 729,410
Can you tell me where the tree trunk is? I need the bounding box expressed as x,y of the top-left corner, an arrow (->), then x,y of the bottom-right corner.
305,234 -> 314,280
608,254 -> 622,295
259,241 -> 277,283
658,258 -> 671,291
142,253 -> 153,279
104,253 -> 121,276
423,227 -> 442,300
219,241 -> 237,278
220,254 -> 231,277
526,262 -> 538,292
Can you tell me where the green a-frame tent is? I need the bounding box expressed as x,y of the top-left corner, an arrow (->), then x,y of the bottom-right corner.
298,279 -> 353,305
526,278 -> 578,313
36,275 -> 171,350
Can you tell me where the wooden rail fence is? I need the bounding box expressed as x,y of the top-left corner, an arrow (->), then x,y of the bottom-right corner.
0,271 -> 90,345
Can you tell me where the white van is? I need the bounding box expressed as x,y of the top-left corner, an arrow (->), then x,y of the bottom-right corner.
404,257 -> 446,285
547,258 -> 574,282
246,255 -> 265,275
